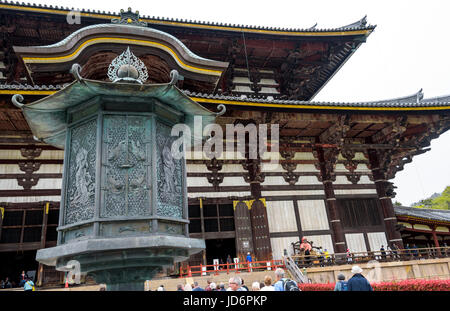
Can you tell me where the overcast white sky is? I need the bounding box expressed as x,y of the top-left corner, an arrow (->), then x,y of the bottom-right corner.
25,0 -> 450,206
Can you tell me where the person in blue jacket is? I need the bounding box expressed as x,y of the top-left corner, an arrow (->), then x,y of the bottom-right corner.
334,273 -> 348,291
23,277 -> 34,292
347,266 -> 373,291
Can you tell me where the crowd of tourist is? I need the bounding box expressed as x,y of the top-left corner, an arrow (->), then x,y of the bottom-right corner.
0,270 -> 35,291
154,265 -> 374,292
162,268 -> 289,291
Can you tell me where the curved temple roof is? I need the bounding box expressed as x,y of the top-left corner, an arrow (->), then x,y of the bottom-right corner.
3,84 -> 450,111
183,89 -> 450,111
0,1 -> 375,35
395,206 -> 450,224
13,23 -> 229,85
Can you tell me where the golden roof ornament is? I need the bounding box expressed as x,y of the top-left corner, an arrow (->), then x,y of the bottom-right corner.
111,7 -> 148,27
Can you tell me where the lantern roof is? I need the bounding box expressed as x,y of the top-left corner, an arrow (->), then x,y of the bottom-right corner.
12,65 -> 222,149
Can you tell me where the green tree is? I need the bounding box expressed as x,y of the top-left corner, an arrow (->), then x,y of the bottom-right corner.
412,186 -> 450,210
430,186 -> 450,210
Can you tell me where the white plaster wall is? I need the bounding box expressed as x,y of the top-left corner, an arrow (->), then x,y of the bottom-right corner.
0,150 -> 64,160
270,236 -> 299,260
261,163 -> 284,173
186,164 -> 207,173
294,164 -> 319,172
261,190 -> 325,197
221,176 -> 247,186
293,152 -> 316,160
297,175 -> 322,185
367,232 -> 388,252
187,192 -> 251,199
297,200 -> 329,231
186,177 -> 209,187
259,87 -> 279,94
0,178 -> 62,190
334,189 -> 377,195
345,233 -> 367,254
261,176 -> 286,186
266,201 -> 297,233
0,196 -> 61,203
221,164 -> 246,173
258,78 -> 278,85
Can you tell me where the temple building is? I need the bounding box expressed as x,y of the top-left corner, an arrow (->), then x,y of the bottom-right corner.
0,2 -> 449,286
395,206 -> 449,248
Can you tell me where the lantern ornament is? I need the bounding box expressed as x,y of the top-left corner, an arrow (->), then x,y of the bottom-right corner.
107,47 -> 149,84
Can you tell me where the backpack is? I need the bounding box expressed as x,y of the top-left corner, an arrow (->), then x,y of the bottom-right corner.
337,281 -> 348,291
283,279 -> 300,291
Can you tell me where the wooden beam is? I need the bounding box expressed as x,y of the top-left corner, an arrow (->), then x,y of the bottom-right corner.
0,189 -> 61,197
0,159 -> 63,165
0,173 -> 62,179
0,144 -> 58,150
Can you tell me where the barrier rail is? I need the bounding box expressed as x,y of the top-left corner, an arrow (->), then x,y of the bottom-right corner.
179,259 -> 285,278
178,247 -> 450,278
291,246 -> 450,268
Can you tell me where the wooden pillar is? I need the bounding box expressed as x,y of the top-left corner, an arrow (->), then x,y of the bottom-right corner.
0,206 -> 4,242
316,147 -> 346,254
37,202 -> 49,287
368,150 -> 404,250
199,198 -> 207,266
323,180 -> 347,253
431,228 -> 442,256
432,231 -> 440,248
20,209 -> 26,244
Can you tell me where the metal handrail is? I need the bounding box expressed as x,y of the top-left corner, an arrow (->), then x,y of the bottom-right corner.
291,246 -> 450,268
179,259 -> 285,278
283,255 -> 308,284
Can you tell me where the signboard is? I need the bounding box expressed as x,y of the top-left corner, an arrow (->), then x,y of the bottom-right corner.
213,259 -> 220,270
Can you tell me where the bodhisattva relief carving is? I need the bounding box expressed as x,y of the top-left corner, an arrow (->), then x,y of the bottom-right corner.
65,119 -> 97,225
156,121 -> 183,218
102,115 -> 150,218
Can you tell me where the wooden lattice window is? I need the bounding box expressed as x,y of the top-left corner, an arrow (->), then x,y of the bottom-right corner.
337,198 -> 382,228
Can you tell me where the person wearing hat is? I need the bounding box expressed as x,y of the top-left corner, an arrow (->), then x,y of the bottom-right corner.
347,266 -> 373,291
333,274 -> 348,291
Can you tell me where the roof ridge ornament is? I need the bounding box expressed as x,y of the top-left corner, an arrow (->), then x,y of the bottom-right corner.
107,47 -> 149,84
339,15 -> 368,29
111,7 -> 148,27
417,88 -> 424,103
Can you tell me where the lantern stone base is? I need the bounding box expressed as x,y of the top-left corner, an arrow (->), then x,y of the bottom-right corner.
36,235 -> 205,291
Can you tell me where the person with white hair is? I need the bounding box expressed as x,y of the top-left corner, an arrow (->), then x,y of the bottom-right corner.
251,281 -> 260,291
210,282 -> 217,291
228,276 -> 246,291
347,266 -> 373,291
273,268 -> 286,291
184,283 -> 192,291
